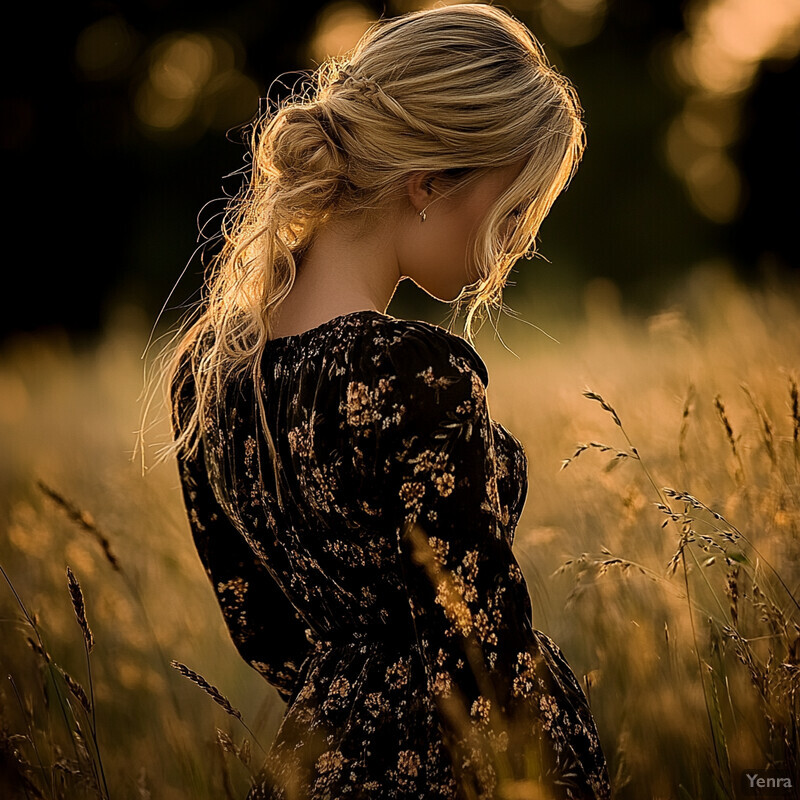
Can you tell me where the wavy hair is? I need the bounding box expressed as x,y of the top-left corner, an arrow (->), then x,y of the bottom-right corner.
158,2 -> 585,490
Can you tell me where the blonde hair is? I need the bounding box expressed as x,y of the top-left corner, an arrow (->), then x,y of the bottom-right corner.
162,2 -> 585,490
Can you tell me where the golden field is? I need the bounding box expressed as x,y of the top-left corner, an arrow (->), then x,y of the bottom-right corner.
1,262 -> 798,799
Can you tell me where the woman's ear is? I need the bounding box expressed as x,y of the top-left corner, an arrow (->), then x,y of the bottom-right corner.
404,171 -> 438,214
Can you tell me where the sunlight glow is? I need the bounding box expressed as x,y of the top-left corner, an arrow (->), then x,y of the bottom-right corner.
685,150 -> 743,223
539,0 -> 608,48
681,94 -> 740,148
149,35 -> 215,101
0,374 -> 28,425
665,0 -> 800,223
134,31 -> 259,138
75,16 -> 139,80
387,0 -> 479,13
387,1 -> 607,49
308,2 -> 376,64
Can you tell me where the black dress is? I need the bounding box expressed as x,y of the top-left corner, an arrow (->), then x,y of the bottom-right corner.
172,309 -> 611,800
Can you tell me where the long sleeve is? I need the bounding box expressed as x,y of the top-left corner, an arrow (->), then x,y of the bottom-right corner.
171,362 -> 314,704
362,327 -> 609,799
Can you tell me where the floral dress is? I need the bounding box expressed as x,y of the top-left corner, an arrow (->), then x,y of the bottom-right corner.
172,309 -> 611,800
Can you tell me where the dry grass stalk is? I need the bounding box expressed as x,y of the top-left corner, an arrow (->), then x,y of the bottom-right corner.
713,395 -> 737,455
678,383 -> 695,464
170,660 -> 243,721
713,395 -> 745,483
168,655 -> 268,760
7,674 -> 48,781
741,383 -> 777,467
37,480 -> 121,571
401,521 -> 502,740
560,441 -> 638,472
556,551 -> 655,608
725,566 -> 740,628
71,721 -> 97,783
582,390 -> 623,428
4,562 -> 111,798
54,756 -> 83,776
66,566 -> 95,654
0,729 -> 48,799
25,634 -> 49,660
750,581 -> 787,639
563,381 -> 800,792
216,728 -> 235,753
400,521 -> 563,796
56,664 -> 92,717
216,728 -> 252,768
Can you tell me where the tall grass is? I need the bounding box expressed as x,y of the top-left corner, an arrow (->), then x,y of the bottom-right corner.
0,263 -> 797,797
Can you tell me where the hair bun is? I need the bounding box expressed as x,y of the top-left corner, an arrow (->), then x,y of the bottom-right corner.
270,104 -> 349,209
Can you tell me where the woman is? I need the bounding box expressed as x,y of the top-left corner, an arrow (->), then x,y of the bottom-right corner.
168,3 -> 610,798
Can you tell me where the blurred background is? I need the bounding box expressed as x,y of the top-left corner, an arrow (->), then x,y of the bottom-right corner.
2,2 -> 800,798
2,0 -> 798,339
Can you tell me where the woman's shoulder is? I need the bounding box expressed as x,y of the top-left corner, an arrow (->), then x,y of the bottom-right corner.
341,312 -> 491,441
172,311 -> 489,401
356,311 -> 489,389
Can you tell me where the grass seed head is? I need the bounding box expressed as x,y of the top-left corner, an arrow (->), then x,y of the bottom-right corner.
56,665 -> 92,716
66,566 -> 94,653
170,660 -> 243,721
39,481 -> 121,571
583,390 -> 623,427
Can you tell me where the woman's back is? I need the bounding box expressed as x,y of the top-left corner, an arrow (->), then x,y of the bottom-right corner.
172,310 -> 609,798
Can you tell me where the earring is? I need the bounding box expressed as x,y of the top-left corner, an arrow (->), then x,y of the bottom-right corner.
419,207 -> 428,223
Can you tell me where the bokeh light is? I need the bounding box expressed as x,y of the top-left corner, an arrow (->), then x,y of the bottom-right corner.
134,30 -> 259,139
684,149 -> 743,223
539,0 -> 608,48
75,15 -> 139,81
393,0 -> 609,48
665,0 -> 800,223
388,0 -> 480,13
307,1 -> 376,64
681,0 -> 800,94
149,34 -> 215,101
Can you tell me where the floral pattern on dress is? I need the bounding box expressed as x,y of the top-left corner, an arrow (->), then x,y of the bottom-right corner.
172,310 -> 611,800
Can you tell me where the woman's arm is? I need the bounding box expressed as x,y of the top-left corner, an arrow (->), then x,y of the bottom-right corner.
364,326 -> 608,799
175,440 -> 314,703
171,358 -> 314,704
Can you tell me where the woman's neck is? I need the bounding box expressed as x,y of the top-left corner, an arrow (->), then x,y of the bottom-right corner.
269,216 -> 401,338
